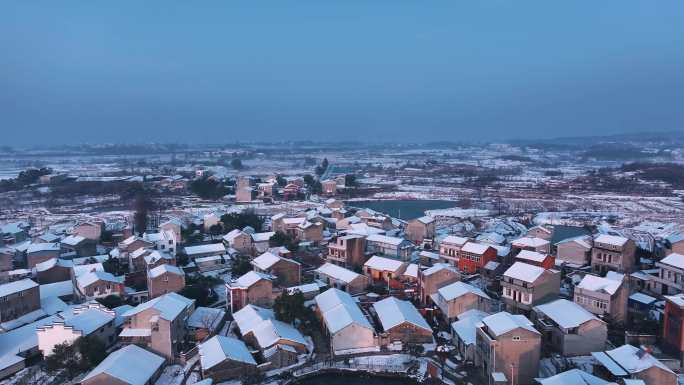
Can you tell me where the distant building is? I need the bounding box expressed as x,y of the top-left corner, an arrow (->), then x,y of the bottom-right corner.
406,216 -> 436,244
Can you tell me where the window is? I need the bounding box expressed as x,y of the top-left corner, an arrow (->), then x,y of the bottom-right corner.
512,336 -> 521,341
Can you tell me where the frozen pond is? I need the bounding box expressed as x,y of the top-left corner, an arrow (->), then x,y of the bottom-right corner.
348,199 -> 456,220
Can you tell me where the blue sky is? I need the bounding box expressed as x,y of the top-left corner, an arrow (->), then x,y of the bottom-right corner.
2,1 -> 683,144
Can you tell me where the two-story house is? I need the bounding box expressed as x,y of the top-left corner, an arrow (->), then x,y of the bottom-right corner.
591,234 -> 636,274
439,236 -> 468,266
501,262 -> 560,314
574,272 -> 628,324
327,234 -> 366,269
418,263 -> 461,305
430,281 -> 491,321
532,299 -> 607,356
406,216 -> 436,244
652,252 -> 684,296
458,242 -> 497,274
0,279 -> 40,324
147,264 -> 186,299
365,234 -> 413,260
227,271 -> 276,313
315,262 -> 369,294
251,252 -> 301,287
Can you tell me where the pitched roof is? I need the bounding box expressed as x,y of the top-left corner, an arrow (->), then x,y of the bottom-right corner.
251,231 -> 275,242
315,263 -> 361,283
233,304 -> 274,336
364,255 -> 405,273
373,296 -> 430,332
76,271 -> 122,288
536,369 -> 613,385
451,309 -> 489,346
199,335 -> 256,369
660,253 -> 684,269
252,252 -> 282,270
61,308 -> 115,334
148,264 -> 184,278
366,234 -> 408,246
515,250 -> 548,263
184,243 -> 225,256
0,279 -> 38,298
35,258 -> 73,272
123,292 -> 194,321
81,345 -> 165,385
437,281 -> 490,301
512,237 -> 550,248
232,271 -> 272,288
61,234 -> 86,246
314,288 -> 372,333
576,274 -> 623,295
481,311 -> 538,337
27,242 -> 60,254
252,319 -> 306,348
441,235 -> 469,246
461,242 -> 491,255
592,344 -> 674,376
594,234 -> 629,247
422,263 -> 457,277
503,262 -> 546,283
534,299 -> 600,329
415,216 -> 435,224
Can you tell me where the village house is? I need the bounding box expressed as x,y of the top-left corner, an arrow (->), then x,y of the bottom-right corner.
475,311 -> 541,385
251,231 -> 275,254
35,258 -> 73,284
184,243 -> 226,261
325,198 -> 344,209
555,236 -> 593,266
147,264 -> 186,299
251,252 -> 301,287
537,369 -> 614,385
364,255 -> 407,286
75,271 -> 125,301
321,179 -> 337,195
37,304 -> 116,356
120,292 -> 195,358
591,234 -> 637,274
144,250 -> 175,270
591,344 -> 677,385
439,235 -> 469,266
228,271 -> 276,313
160,218 -> 183,245
430,281 -> 492,321
511,236 -> 551,255
356,210 -> 394,230
81,344 -> 166,385
651,252 -> 684,296
257,182 -> 276,199
195,254 -> 229,273
283,183 -> 301,200
314,288 -> 377,355
315,262 -> 369,294
514,250 -> 555,269
129,247 -> 153,272
222,229 -> 253,254
187,306 -> 225,341
458,241 -> 497,275
295,220 -> 324,243
327,234 -> 366,269
525,225 -> 553,240
199,335 -> 257,382
574,272 -> 628,324
271,214 -> 306,238
531,299 -> 607,356
373,296 -> 433,346
71,221 -> 103,241
117,236 -> 154,260
451,309 -> 489,363
60,234 -> 97,257
662,294 -> 684,362
26,243 -> 61,269
418,262 -> 460,305
0,247 -> 13,273
501,262 -> 560,314
365,234 -> 413,260
0,279 -> 40,324
666,233 -> 684,256
143,230 -> 177,256
406,216 -> 436,244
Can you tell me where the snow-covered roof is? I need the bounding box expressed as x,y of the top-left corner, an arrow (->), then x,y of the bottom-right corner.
422,263 -> 457,277
81,344 -> 165,385
451,309 -> 489,346
27,242 -> 60,254
403,263 -> 419,279
595,234 -> 629,247
481,311 -> 538,337
252,252 -> 282,270
123,292 -> 194,321
233,304 -> 274,336
555,235 -> 592,249
0,278 -> 38,298
537,369 -> 613,385
503,262 -> 545,283
373,296 -> 430,332
76,271 -> 121,288
414,216 -> 435,225
61,308 -> 115,334
39,280 -> 74,299
659,253 -> 684,270
346,222 -> 385,236
534,299 -> 600,329
35,258 -> 73,272
61,234 -> 86,246
593,344 -> 673,376
441,235 -> 469,246
286,283 -> 320,296
515,250 -> 548,263
144,250 -> 173,265
314,288 -> 372,333
476,232 -> 505,245
528,225 -> 552,235
667,233 -> 684,244
72,262 -> 104,278
366,234 -> 407,246
232,271 -> 272,288
576,274 -> 623,295
222,229 -> 245,243
199,335 -> 256,369
251,231 -> 275,242
253,318 -> 306,348
437,281 -> 490,301
364,255 -> 405,273
148,264 -> 184,278
461,242 -> 491,255
629,292 -> 656,305
315,263 -> 361,283
188,307 -> 225,330
184,243 -> 226,256
512,237 -> 550,248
